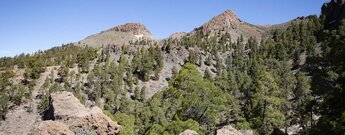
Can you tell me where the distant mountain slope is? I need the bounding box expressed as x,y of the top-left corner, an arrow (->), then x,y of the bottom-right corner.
77,10 -> 317,49
261,15 -> 319,37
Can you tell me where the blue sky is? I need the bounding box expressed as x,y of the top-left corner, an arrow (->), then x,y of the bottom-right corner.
0,0 -> 329,57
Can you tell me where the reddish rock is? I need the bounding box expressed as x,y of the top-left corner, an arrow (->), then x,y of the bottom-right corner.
108,23 -> 151,35
35,121 -> 74,135
202,10 -> 240,32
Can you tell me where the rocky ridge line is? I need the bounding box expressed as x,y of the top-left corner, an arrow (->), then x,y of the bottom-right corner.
107,23 -> 152,35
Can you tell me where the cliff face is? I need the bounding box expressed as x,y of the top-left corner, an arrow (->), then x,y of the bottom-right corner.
322,0 -> 345,29
107,23 -> 152,35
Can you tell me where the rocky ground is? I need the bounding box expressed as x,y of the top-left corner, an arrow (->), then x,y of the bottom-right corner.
0,66 -> 121,135
179,126 -> 253,135
0,67 -> 55,135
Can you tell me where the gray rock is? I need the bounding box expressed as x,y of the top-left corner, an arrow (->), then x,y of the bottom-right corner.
216,125 -> 243,135
179,129 -> 199,135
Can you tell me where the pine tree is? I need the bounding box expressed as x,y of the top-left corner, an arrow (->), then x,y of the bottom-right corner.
134,86 -> 140,101
251,70 -> 285,134
140,86 -> 146,102
203,68 -> 212,80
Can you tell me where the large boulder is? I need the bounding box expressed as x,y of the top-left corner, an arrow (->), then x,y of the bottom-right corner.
216,125 -> 244,135
35,91 -> 121,135
49,91 -> 91,120
239,129 -> 254,135
34,121 -> 74,135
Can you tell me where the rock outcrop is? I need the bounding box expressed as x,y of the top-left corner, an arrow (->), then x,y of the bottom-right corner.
190,10 -> 264,43
168,32 -> 188,40
108,23 -> 152,35
322,0 -> 345,29
34,121 -> 74,135
78,22 -> 155,47
179,129 -> 199,135
34,91 -> 121,135
216,125 -> 253,135
202,10 -> 240,32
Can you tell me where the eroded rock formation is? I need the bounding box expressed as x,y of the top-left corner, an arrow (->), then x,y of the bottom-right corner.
35,91 -> 121,135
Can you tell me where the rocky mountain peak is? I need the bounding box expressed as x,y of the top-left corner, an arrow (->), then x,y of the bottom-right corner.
322,0 -> 345,29
107,22 -> 152,35
78,22 -> 155,47
221,10 -> 238,20
188,9 -> 263,42
202,10 -> 240,32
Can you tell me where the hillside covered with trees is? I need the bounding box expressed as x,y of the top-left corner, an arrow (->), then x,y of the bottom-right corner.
0,0 -> 344,135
